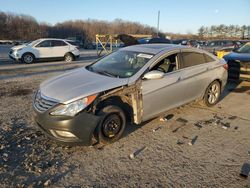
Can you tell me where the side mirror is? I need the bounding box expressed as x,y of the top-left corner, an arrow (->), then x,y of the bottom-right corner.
143,70 -> 164,80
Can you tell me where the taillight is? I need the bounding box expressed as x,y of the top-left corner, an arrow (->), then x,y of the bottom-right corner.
223,63 -> 228,70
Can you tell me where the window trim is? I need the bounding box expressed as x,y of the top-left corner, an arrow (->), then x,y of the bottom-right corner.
51,40 -> 68,47
149,50 -> 181,73
35,40 -> 52,48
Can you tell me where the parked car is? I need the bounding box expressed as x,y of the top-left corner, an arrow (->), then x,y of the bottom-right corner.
33,44 -> 228,145
202,40 -> 237,55
9,38 -> 80,64
223,42 -> 250,80
116,34 -> 172,46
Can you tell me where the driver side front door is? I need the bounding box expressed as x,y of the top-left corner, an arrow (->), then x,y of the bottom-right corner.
141,51 -> 188,121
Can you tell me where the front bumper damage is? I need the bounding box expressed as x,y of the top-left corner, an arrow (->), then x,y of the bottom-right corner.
34,109 -> 100,145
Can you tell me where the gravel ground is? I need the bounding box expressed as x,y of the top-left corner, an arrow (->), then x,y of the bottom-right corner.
0,50 -> 250,187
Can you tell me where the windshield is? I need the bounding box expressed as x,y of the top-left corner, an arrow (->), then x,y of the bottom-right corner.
28,39 -> 41,46
87,50 -> 153,78
236,43 -> 250,53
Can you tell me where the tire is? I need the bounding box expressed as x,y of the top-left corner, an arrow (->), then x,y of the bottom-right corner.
64,53 -> 74,62
203,80 -> 221,107
96,105 -> 126,144
22,53 -> 35,64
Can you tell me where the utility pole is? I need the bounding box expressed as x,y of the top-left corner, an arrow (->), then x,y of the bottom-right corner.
157,11 -> 160,37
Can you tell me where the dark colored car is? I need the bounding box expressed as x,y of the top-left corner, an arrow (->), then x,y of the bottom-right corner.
117,34 -> 172,46
223,42 -> 250,80
202,40 -> 238,55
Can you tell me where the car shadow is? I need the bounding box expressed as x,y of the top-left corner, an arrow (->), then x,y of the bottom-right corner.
122,118 -> 157,139
220,80 -> 243,101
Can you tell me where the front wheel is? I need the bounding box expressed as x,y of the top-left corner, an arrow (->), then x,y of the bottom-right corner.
96,105 -> 126,144
203,80 -> 221,107
22,53 -> 35,64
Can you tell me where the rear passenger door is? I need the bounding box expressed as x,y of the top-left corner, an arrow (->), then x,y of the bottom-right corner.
51,40 -> 69,57
179,50 -> 213,102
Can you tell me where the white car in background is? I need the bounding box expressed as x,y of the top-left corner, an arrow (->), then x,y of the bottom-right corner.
9,38 -> 80,63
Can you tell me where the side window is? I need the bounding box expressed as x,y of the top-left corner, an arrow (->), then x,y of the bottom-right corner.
151,53 -> 179,73
203,53 -> 215,63
36,40 -> 52,48
181,52 -> 206,68
52,40 -> 67,47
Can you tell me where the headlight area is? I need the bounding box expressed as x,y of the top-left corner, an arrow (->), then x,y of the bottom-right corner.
50,94 -> 97,117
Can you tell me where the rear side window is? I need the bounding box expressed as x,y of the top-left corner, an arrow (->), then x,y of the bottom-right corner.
52,40 -> 67,47
181,52 -> 206,68
203,53 -> 215,62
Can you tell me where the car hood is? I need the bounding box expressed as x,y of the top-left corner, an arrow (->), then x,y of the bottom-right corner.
223,52 -> 250,62
40,67 -> 129,104
11,44 -> 26,50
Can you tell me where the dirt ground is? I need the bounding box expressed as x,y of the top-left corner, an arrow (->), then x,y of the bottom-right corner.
0,48 -> 250,187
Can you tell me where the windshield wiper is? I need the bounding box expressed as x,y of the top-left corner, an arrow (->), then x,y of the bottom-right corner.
101,70 -> 119,78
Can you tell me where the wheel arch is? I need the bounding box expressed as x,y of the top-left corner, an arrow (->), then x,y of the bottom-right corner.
94,95 -> 133,123
22,52 -> 36,59
64,52 -> 75,59
201,78 -> 222,100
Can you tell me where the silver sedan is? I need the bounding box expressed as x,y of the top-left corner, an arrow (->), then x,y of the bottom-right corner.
33,44 -> 228,145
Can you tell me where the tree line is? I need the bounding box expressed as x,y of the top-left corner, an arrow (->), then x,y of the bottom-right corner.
0,12 -> 157,44
198,25 -> 249,39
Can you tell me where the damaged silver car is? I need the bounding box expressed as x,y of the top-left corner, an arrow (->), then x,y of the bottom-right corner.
33,44 -> 228,145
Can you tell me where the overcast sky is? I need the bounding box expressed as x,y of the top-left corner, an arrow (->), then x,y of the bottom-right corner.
1,0 -> 250,34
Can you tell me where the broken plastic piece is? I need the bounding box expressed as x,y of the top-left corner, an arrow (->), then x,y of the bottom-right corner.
228,116 -> 237,120
176,118 -> 188,124
129,146 -> 147,159
194,122 -> 202,129
240,163 -> 250,178
159,114 -> 174,122
222,122 -> 230,129
153,126 -> 162,132
188,136 -> 198,146
177,139 -> 185,145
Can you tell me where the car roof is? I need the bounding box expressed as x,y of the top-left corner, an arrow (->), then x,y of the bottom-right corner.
120,44 -> 188,55
38,38 -> 66,41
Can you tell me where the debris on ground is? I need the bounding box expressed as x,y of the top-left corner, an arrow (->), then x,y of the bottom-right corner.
129,146 -> 147,159
240,163 -> 250,178
160,114 -> 174,122
188,136 -> 198,146
234,126 -> 239,130
194,122 -> 203,129
177,139 -> 185,145
228,116 -> 237,120
221,122 -> 230,130
172,125 -> 186,133
182,136 -> 189,139
153,126 -> 162,132
193,114 -> 235,131
172,126 -> 182,133
176,117 -> 188,124
248,151 -> 250,156
44,179 -> 51,187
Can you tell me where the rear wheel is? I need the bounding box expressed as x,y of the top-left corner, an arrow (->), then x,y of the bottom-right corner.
22,53 -> 35,64
203,80 -> 221,107
96,105 -> 126,144
64,53 -> 74,62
